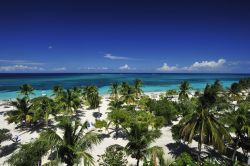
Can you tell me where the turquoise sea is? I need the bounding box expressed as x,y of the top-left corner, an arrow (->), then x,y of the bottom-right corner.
0,73 -> 249,100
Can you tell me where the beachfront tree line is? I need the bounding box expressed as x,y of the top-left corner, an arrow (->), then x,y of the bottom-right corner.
0,78 -> 249,165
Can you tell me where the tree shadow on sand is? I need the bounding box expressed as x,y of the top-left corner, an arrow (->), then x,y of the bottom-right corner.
166,142 -> 198,159
167,142 -> 248,164
0,142 -> 19,157
72,109 -> 86,120
205,145 -> 247,164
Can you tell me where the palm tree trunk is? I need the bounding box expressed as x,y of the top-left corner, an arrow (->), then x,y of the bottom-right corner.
37,158 -> 42,166
136,159 -> 140,166
153,153 -> 157,166
198,141 -> 202,165
232,136 -> 240,161
115,124 -> 119,138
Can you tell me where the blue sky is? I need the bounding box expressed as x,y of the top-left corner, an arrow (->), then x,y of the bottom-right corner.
0,0 -> 250,73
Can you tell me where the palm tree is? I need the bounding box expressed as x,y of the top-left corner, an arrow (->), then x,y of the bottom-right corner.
180,106 -> 231,164
223,102 -> 250,161
39,117 -> 101,166
178,81 -> 190,102
88,90 -> 101,109
107,108 -> 130,137
228,83 -> 243,102
120,85 -> 135,104
125,122 -> 162,166
119,82 -> 130,96
19,84 -> 34,97
5,97 -> 33,126
83,85 -> 101,108
58,89 -> 81,114
109,83 -> 120,100
108,98 -> 123,111
6,139 -> 50,166
83,85 -> 98,98
134,79 -> 143,99
31,96 -> 54,127
53,85 -> 64,98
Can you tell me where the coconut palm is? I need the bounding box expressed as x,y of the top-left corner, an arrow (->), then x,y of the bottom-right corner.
57,89 -> 81,114
134,79 -> 143,99
5,97 -> 33,126
120,84 -> 135,104
108,98 -> 123,111
39,117 -> 101,166
31,96 -> 54,127
125,122 -> 162,166
223,102 -> 250,161
178,81 -> 190,101
119,82 -> 130,96
52,85 -> 64,98
83,85 -> 100,108
228,83 -> 243,102
88,90 -> 101,109
19,84 -> 34,97
180,107 -> 231,164
107,108 -> 130,137
83,85 -> 98,99
109,83 -> 120,100
6,139 -> 50,166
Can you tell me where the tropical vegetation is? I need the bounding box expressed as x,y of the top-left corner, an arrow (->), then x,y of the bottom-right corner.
2,77 -> 250,165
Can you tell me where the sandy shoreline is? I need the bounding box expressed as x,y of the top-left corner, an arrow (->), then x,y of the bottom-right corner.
0,91 -> 200,165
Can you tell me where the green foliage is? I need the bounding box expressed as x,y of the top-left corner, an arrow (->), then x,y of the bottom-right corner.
19,84 -> 34,97
109,83 -> 120,100
171,152 -> 197,166
138,95 -> 150,110
202,159 -> 226,166
31,96 -> 54,126
134,79 -> 143,99
39,117 -> 101,166
125,111 -> 163,166
83,85 -> 101,109
94,120 -> 108,129
147,98 -> 177,125
6,139 -> 50,166
5,97 -> 33,126
222,100 -> 250,161
238,77 -> 250,90
120,83 -> 136,104
98,144 -> 127,166
178,81 -> 190,101
56,89 -> 82,114
171,124 -> 182,142
107,108 -> 131,136
176,98 -> 197,116
52,85 -> 64,98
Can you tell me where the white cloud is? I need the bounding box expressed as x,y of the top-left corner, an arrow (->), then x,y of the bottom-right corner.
53,67 -> 66,71
188,59 -> 226,71
104,53 -> 132,60
157,63 -> 178,71
156,58 -> 227,72
0,59 -> 43,65
48,46 -> 53,49
0,65 -> 44,72
119,64 -> 131,70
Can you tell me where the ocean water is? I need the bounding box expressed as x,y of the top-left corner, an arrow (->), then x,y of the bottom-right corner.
0,73 -> 249,100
